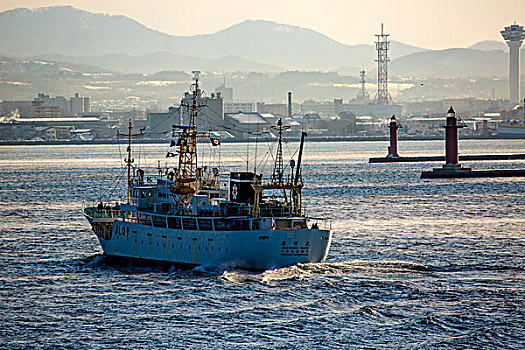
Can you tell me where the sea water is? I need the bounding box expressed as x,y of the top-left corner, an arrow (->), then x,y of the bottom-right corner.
0,139 -> 524,349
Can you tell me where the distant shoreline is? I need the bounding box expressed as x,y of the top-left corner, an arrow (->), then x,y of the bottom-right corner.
0,135 -> 521,146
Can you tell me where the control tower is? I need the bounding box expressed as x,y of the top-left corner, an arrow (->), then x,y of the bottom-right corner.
501,24 -> 525,106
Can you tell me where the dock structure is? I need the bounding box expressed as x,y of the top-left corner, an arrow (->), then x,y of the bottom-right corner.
419,107 -> 525,179
421,169 -> 525,178
369,106 -> 525,164
369,154 -> 525,163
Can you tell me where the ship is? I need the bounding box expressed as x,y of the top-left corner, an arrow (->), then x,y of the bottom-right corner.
84,72 -> 332,270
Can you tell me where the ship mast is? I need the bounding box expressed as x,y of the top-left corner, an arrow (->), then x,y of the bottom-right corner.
171,71 -> 208,198
117,119 -> 143,204
271,119 -> 289,185
252,118 -> 304,217
177,72 -> 200,182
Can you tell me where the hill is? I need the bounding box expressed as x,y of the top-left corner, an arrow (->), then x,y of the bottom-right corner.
0,6 -> 423,72
36,52 -> 282,74
0,6 -> 519,77
390,48 -> 525,78
468,40 -> 508,52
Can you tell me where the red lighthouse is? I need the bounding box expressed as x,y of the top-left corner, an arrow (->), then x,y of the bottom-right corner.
443,107 -> 466,167
387,115 -> 401,158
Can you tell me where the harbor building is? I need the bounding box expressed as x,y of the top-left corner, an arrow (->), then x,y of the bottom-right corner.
147,107 -> 181,135
256,102 -> 288,116
0,100 -> 33,118
224,102 -> 256,114
224,112 -> 272,138
28,100 -> 61,119
33,93 -> 70,116
70,93 -> 91,115
216,83 -> 233,103
180,90 -> 224,130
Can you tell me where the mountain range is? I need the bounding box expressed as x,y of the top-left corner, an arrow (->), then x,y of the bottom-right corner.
0,5 -> 520,77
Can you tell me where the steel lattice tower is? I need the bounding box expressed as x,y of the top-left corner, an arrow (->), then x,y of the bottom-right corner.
373,23 -> 393,105
356,70 -> 370,102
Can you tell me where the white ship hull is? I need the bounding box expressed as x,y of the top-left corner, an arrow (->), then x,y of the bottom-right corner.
89,218 -> 332,270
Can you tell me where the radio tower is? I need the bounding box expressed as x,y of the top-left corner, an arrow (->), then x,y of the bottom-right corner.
373,23 -> 393,105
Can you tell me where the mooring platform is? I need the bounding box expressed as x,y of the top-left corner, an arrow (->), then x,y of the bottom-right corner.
369,154 -> 525,163
421,168 -> 525,179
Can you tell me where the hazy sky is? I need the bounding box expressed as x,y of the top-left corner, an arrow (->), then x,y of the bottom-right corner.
1,0 -> 524,49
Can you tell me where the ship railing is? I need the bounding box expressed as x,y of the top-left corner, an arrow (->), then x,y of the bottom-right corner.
84,206 -> 123,219
306,217 -> 332,231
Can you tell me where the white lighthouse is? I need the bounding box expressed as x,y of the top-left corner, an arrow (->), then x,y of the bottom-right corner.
501,24 -> 525,106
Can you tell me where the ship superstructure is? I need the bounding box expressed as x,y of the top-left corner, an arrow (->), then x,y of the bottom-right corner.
84,72 -> 332,270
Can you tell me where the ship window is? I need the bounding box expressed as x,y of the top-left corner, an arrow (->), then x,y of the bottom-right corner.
167,217 -> 182,229
198,218 -> 213,231
214,219 -> 250,231
152,215 -> 167,228
137,213 -> 151,226
182,218 -> 197,230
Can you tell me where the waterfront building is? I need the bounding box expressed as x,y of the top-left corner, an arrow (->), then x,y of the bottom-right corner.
28,100 -> 61,119
224,112 -> 272,138
224,102 -> 256,114
216,83 -> 233,103
70,93 -> 91,115
0,100 -> 33,118
147,107 -> 180,136
181,91 -> 224,129
32,94 -> 70,116
257,102 -> 288,115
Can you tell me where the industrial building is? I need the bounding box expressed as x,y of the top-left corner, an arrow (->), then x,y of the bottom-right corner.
146,107 -> 180,136
180,90 -> 224,130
